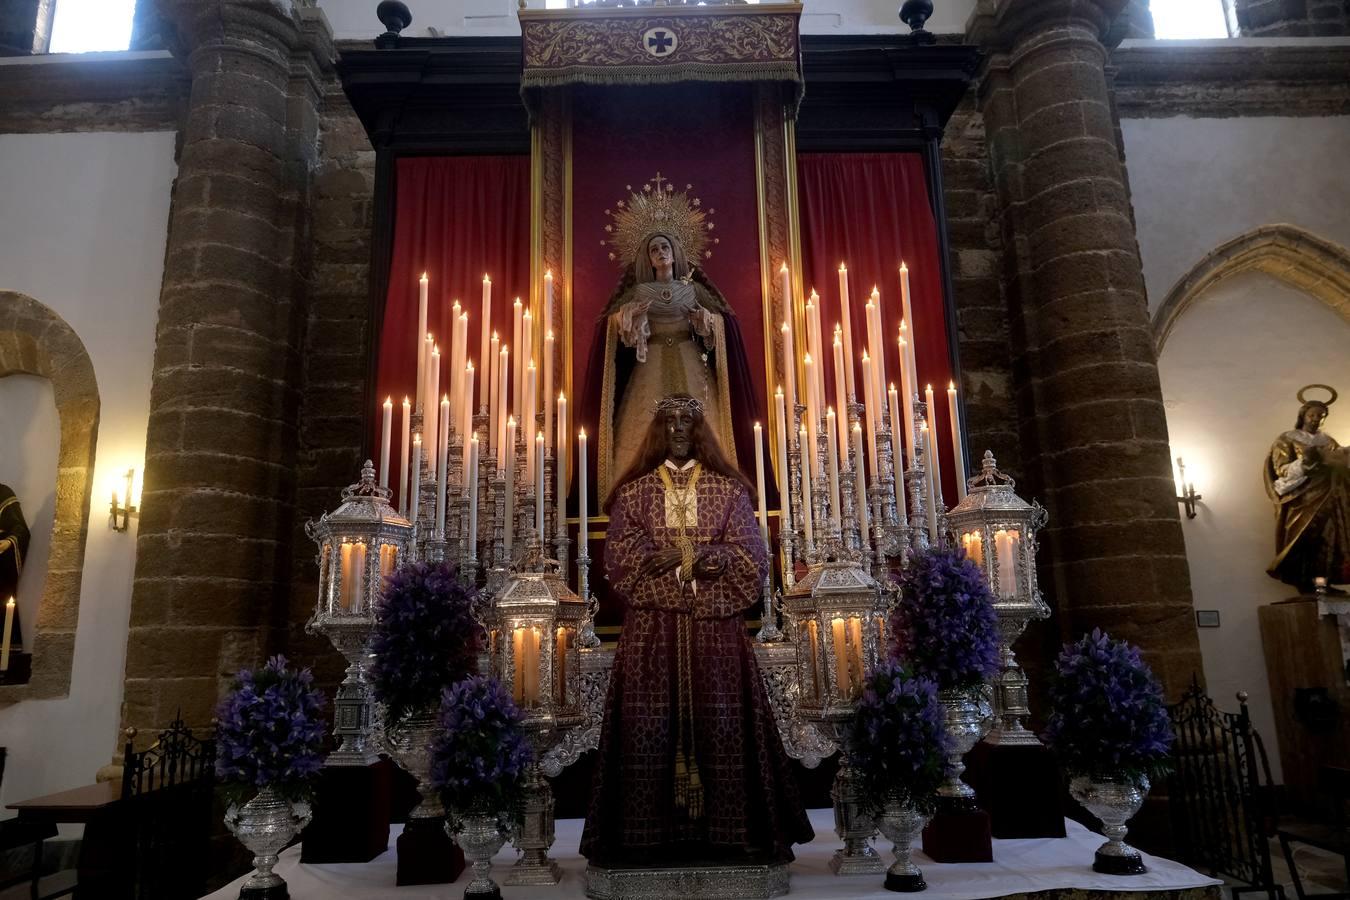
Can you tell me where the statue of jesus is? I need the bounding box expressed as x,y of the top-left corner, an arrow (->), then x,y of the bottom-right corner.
580,395 -> 813,866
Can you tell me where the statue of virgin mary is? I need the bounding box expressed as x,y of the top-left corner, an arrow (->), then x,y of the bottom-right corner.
581,179 -> 760,502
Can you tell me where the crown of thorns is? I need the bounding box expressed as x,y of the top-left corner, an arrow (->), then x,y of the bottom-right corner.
655,396 -> 704,415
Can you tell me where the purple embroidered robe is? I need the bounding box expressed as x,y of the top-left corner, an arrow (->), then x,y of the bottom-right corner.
580,466 -> 813,864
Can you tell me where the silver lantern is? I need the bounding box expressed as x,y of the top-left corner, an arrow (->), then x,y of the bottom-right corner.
305,460 -> 413,765
783,560 -> 885,876
486,560 -> 586,885
946,450 -> 1049,746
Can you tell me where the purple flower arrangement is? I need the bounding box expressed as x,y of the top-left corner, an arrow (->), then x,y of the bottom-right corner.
1045,629 -> 1174,780
430,674 -> 533,813
369,560 -> 483,725
889,547 -> 1001,691
849,661 -> 950,814
215,655 -> 327,798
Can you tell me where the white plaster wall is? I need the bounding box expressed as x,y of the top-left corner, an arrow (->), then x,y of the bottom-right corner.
317,0 -> 976,41
1121,115 -> 1350,312
1158,271 -> 1350,783
0,131 -> 175,821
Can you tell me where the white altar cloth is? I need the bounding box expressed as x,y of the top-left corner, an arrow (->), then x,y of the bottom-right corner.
203,808 -> 1221,899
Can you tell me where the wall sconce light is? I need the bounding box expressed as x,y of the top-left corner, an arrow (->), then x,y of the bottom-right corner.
110,468 -> 138,532
1175,456 -> 1202,520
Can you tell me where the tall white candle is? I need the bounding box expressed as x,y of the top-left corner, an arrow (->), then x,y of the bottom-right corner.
899,325 -> 916,464
462,363 -> 475,491
826,407 -> 841,529
832,328 -> 849,465
799,424 -> 814,549
807,290 -> 825,431
410,433 -> 422,526
480,276 -> 492,411
864,296 -> 880,430
505,416 -> 516,553
511,298 -> 523,419
948,382 -> 968,500
870,286 -> 887,405
888,384 -> 907,523
774,387 -> 792,537
522,310 -> 534,417
421,333 -> 433,413
838,263 -> 856,401
578,429 -> 589,567
543,331 -> 555,455
899,262 -> 919,423
489,332 -> 500,452
449,300 -> 463,429
1,596 -> 14,672
497,347 -> 510,473
524,361 -> 537,491
803,353 -> 821,484
451,308 -> 467,434
852,422 -> 869,538
753,422 -> 769,548
899,262 -> 916,367
437,394 -> 450,535
920,423 -> 938,538
427,346 -> 441,475
536,431 -> 546,543
925,383 -> 944,509
400,397 -> 411,515
781,320 -> 798,453
556,392 -> 568,545
862,350 -> 879,478
380,397 -> 393,489
468,435 -> 480,559
417,273 -> 428,410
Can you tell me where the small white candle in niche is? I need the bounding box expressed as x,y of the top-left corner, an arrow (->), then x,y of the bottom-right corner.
995,529 -> 1019,598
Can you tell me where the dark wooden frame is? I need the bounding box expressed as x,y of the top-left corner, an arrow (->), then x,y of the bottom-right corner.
337,34 -> 979,459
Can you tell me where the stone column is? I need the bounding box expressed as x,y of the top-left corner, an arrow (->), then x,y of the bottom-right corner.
1234,0 -> 1348,36
968,0 -> 1202,698
121,0 -> 333,746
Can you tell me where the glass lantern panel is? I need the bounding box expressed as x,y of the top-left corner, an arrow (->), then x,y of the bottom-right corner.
994,528 -> 1020,599
846,616 -> 864,698
550,626 -> 567,701
379,543 -> 398,580
339,542 -> 368,611
962,530 -> 984,569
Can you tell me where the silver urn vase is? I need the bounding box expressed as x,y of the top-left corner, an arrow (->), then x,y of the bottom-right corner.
384,708 -> 444,823
449,807 -> 509,900
224,786 -> 312,899
875,798 -> 930,892
936,688 -> 993,809
1069,773 -> 1150,875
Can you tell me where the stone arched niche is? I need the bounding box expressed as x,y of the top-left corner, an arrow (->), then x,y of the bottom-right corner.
1153,224 -> 1350,353
0,291 -> 99,702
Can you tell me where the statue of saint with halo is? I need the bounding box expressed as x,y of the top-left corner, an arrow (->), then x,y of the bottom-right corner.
1265,384 -> 1350,592
582,174 -> 760,503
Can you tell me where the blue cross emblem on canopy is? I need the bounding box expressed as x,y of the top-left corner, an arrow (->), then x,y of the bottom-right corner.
641,26 -> 679,58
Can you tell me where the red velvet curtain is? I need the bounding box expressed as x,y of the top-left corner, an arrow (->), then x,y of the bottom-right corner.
376,156 -> 531,510
796,153 -> 961,501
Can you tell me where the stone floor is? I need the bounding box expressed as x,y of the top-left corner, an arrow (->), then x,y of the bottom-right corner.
1209,834 -> 1348,898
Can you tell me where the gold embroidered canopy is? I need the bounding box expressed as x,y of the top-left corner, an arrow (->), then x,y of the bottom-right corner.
518,2 -> 803,100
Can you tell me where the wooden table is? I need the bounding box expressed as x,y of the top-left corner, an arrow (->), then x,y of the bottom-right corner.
7,781 -> 127,898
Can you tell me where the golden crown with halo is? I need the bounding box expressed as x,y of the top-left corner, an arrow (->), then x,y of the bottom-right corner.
603,172 -> 718,266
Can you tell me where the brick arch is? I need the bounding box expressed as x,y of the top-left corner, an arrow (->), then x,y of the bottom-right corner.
1153,224 -> 1350,353
0,291 -> 99,701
